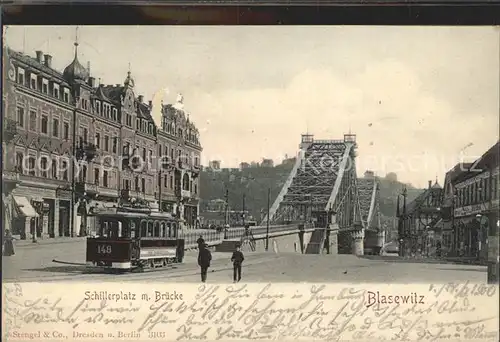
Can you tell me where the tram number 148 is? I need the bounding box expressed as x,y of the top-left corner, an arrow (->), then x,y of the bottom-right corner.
97,244 -> 112,254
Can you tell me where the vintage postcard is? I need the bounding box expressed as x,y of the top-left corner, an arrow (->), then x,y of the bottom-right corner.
2,25 -> 499,341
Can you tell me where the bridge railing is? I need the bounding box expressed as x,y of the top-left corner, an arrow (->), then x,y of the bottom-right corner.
180,223 -> 315,245
179,229 -> 223,246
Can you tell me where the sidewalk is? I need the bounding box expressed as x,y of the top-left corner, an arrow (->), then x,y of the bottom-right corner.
14,236 -> 87,248
360,255 -> 487,266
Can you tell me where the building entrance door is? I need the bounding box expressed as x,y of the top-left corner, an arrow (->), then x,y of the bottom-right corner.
59,206 -> 69,237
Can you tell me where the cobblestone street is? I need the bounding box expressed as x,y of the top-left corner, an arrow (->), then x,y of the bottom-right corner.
3,239 -> 489,283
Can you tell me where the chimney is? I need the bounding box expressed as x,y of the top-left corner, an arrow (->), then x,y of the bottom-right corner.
148,100 -> 152,108
35,51 -> 43,63
428,180 -> 432,189
43,54 -> 52,68
138,95 -> 144,103
88,77 -> 96,88
116,84 -> 121,87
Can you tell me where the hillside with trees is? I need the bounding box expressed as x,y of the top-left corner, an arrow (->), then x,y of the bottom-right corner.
199,162 -> 423,232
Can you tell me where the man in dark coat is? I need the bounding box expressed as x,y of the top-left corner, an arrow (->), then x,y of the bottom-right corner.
231,245 -> 245,282
196,235 -> 205,250
198,243 -> 212,282
3,229 -> 15,256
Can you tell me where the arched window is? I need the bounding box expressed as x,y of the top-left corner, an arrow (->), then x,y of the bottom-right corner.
147,221 -> 154,237
167,223 -> 172,237
160,222 -> 166,237
183,173 -> 190,190
140,220 -> 147,237
154,221 -> 160,237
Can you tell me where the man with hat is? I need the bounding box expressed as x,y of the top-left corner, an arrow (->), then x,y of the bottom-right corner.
198,243 -> 212,283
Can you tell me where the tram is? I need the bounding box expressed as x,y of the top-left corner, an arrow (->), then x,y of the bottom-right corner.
85,203 -> 185,271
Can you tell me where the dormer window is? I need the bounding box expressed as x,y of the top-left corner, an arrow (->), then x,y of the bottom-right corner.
63,88 -> 70,103
149,124 -> 153,134
42,78 -> 49,94
30,74 -> 37,90
112,108 -> 117,120
53,84 -> 60,99
136,118 -> 140,130
18,68 -> 25,85
96,101 -> 101,114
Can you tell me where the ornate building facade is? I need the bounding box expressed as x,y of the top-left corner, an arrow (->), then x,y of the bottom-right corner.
2,44 -> 202,240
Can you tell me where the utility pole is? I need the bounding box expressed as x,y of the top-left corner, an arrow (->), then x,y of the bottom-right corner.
224,188 -> 229,226
70,94 -> 79,238
158,172 -> 162,212
402,186 -> 407,257
266,187 -> 270,251
242,193 -> 246,227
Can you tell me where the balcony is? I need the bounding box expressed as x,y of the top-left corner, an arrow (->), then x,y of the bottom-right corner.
181,189 -> 191,199
120,188 -> 142,200
76,142 -> 98,162
4,118 -> 18,144
98,186 -> 119,198
191,164 -> 200,178
75,182 -> 98,196
3,170 -> 20,183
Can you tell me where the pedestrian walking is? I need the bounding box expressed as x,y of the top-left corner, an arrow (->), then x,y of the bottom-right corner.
3,229 -> 15,256
231,245 -> 245,282
198,243 -> 212,283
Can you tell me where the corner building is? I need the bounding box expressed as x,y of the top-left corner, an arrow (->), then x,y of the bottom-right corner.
2,44 -> 202,240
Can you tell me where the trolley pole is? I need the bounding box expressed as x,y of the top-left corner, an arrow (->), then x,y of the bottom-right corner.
266,187 -> 270,251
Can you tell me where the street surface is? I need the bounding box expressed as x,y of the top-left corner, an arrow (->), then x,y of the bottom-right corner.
3,239 -> 489,283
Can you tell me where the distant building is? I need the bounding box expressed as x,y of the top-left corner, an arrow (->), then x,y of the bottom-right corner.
239,162 -> 250,170
364,170 -> 375,179
385,172 -> 398,182
261,158 -> 274,168
208,160 -> 221,170
282,157 -> 296,166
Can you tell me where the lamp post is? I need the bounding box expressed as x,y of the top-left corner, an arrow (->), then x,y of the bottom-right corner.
242,193 -> 246,227
425,225 -> 430,257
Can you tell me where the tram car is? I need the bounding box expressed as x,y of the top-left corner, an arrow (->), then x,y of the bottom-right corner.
85,204 -> 185,271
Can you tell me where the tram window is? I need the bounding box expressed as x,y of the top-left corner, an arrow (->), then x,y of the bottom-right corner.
171,223 -> 177,238
148,221 -> 154,237
141,220 -> 147,237
167,223 -> 172,237
154,221 -> 160,237
160,222 -> 166,237
102,222 -> 108,237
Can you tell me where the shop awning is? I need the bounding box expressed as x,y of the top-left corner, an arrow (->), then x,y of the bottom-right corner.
13,196 -> 39,217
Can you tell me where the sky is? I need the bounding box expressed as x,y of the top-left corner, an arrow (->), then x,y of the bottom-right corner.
4,26 -> 499,188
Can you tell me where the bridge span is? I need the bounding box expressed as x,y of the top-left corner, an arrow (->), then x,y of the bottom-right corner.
256,133 -> 384,256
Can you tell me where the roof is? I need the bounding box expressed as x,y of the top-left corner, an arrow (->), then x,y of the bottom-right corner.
98,85 -> 124,105
62,44 -> 89,82
6,47 -> 70,86
402,186 -> 443,214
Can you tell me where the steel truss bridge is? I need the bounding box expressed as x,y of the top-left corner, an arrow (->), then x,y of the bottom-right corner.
261,133 -> 383,255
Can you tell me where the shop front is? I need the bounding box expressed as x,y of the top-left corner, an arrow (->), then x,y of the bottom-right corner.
454,202 -> 491,259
